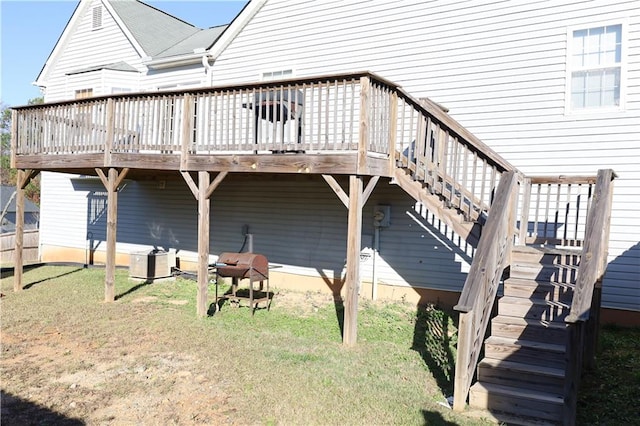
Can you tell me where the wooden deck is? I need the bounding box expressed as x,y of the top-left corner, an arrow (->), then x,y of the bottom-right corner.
10,70 -> 616,425
11,72 -> 510,180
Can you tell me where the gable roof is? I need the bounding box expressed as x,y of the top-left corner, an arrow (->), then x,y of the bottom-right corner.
154,25 -> 228,59
0,186 -> 39,213
106,0 -> 200,57
35,0 -> 242,87
66,61 -> 138,75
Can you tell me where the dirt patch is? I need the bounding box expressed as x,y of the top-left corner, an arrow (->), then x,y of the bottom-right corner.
1,325 -> 234,425
0,289 -> 337,425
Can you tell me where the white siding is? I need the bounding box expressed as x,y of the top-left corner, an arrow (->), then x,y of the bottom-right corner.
38,0 -> 639,312
42,173 -> 472,292
207,0 -> 640,311
40,172 -> 90,252
42,0 -> 143,102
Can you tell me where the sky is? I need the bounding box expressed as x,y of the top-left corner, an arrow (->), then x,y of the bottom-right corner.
0,0 -> 249,107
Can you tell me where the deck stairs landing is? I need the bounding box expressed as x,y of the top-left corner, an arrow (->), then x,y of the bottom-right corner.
468,245 -> 581,425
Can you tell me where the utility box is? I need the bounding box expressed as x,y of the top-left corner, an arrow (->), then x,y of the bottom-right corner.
373,205 -> 391,228
129,250 -> 175,279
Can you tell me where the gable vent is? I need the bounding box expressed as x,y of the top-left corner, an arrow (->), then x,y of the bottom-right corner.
92,6 -> 102,29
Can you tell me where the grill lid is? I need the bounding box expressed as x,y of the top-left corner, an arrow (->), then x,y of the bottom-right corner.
216,252 -> 268,279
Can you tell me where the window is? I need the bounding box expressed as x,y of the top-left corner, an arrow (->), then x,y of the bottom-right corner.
569,24 -> 622,111
92,6 -> 103,29
75,88 -> 93,99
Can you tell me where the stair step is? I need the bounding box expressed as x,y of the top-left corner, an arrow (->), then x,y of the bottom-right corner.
511,245 -> 581,265
469,382 -> 563,423
491,315 -> 568,344
478,358 -> 565,394
503,278 -> 574,302
484,336 -> 565,367
509,262 -> 578,284
498,296 -> 570,322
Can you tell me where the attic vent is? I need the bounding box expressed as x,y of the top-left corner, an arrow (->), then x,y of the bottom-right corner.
262,69 -> 293,81
92,6 -> 103,29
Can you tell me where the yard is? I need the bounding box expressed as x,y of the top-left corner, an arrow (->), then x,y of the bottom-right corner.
1,265 -> 638,425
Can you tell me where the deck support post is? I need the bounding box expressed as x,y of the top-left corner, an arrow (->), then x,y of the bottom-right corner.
13,169 -> 39,292
181,170 -> 228,316
321,174 -> 377,346
197,171 -> 210,317
344,175 -> 364,346
96,167 -> 129,302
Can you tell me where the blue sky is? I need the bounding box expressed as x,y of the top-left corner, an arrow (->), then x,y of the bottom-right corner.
0,0 -> 249,107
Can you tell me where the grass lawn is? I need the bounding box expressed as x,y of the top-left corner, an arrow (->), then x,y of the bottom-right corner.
1,265 -> 638,425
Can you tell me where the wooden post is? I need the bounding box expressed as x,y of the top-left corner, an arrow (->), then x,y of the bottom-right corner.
96,167 -> 129,302
13,169 -> 38,292
181,94 -> 195,170
358,76 -> 370,175
13,171 -> 26,291
10,109 -> 18,168
453,311 -> 472,410
519,176 -> 531,244
197,170 -> 210,317
343,175 -> 363,346
388,91 -> 398,174
105,168 -> 118,302
180,171 -> 227,317
104,98 -> 115,166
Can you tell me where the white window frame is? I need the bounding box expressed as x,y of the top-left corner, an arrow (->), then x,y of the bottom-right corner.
565,20 -> 627,115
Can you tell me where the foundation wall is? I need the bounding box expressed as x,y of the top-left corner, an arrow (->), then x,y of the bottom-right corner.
39,244 -> 640,326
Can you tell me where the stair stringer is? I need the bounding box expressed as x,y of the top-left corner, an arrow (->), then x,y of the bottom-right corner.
392,167 -> 482,246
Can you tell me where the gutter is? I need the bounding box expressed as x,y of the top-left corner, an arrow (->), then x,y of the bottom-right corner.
142,50 -> 206,70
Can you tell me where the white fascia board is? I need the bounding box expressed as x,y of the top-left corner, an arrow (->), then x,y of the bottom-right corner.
206,0 -> 268,60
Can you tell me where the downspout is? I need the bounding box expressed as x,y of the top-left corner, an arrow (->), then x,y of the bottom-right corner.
201,54 -> 215,86
372,225 -> 380,300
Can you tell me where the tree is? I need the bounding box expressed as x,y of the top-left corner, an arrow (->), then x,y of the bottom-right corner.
1,97 -> 43,204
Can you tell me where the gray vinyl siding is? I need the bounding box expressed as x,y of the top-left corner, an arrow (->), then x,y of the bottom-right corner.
42,172 -> 472,293
208,0 -> 639,311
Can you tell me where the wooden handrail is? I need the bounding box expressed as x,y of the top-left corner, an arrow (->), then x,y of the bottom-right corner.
566,169 -> 615,323
394,87 -> 514,173
452,170 -> 518,410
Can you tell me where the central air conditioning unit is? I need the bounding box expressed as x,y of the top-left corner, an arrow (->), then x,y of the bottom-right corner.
129,250 -> 175,279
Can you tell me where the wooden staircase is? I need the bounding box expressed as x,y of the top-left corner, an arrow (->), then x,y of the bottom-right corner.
468,245 -> 581,425
379,83 -> 614,426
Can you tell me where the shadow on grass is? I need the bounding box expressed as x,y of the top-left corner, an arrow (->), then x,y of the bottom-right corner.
576,325 -> 640,425
412,304 -> 458,397
0,263 -> 44,279
23,267 -> 84,290
421,409 -> 459,425
207,287 -> 275,316
115,279 -> 154,300
1,389 -> 85,425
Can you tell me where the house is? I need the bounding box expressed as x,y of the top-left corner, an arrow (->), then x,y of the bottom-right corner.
10,0 -> 640,423
0,185 -> 39,233
30,0 -> 639,321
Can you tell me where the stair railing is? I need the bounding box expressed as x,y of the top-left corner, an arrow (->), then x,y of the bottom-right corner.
391,87 -> 515,225
562,169 -> 615,426
452,170 -> 519,410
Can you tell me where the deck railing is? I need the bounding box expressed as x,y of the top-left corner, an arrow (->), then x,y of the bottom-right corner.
392,88 -> 515,224
562,169 -> 615,425
518,175 -> 599,247
13,72 -> 404,159
452,170 -> 519,411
